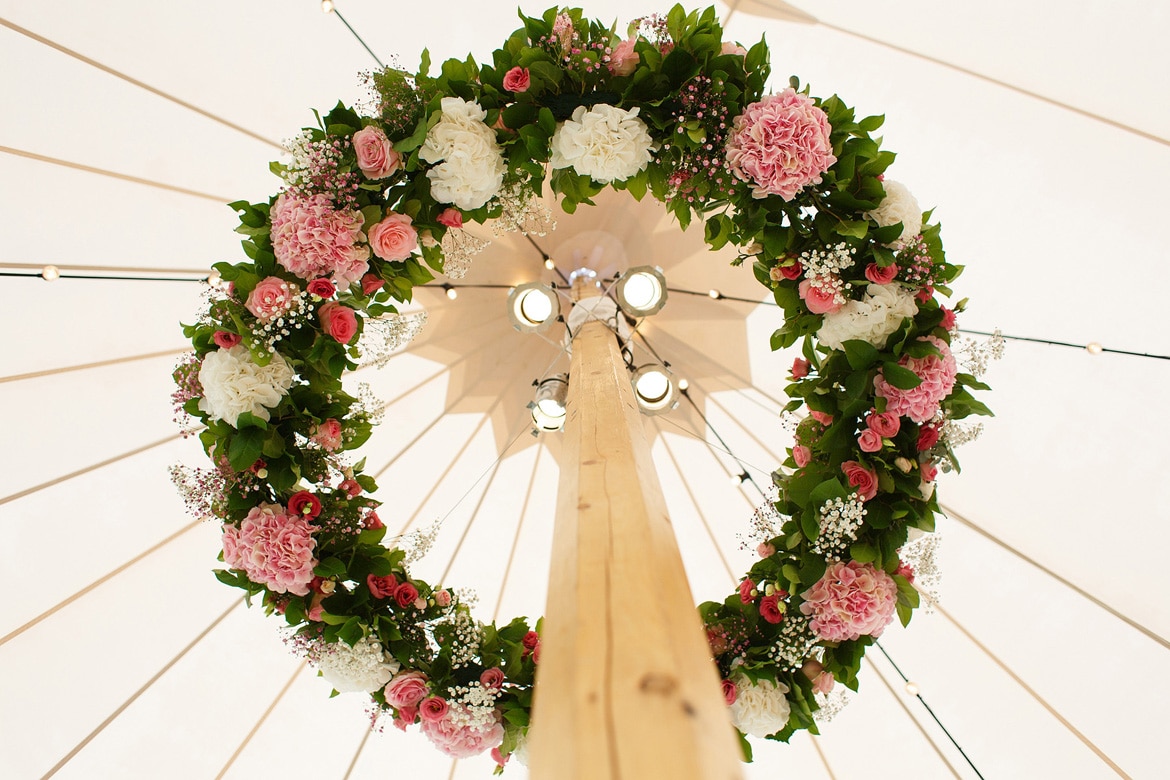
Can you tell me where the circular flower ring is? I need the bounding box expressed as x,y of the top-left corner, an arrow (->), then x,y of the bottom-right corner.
172,5 -> 991,768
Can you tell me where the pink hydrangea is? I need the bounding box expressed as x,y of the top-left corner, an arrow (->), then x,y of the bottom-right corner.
221,503 -> 317,596
725,89 -> 837,201
270,193 -> 370,286
874,336 -> 958,423
800,560 -> 898,642
420,704 -> 505,759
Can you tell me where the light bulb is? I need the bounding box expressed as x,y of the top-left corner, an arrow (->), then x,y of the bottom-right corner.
321,0 -> 335,13
708,289 -> 722,299
41,265 -> 61,281
444,285 -> 458,300
544,258 -> 556,270
904,682 -> 920,696
1086,341 -> 1103,355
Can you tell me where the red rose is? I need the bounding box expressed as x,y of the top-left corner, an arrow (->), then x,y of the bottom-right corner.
502,66 -> 531,92
394,581 -> 419,608
791,358 -> 810,379
522,630 -> 541,652
361,273 -> 384,296
436,208 -> 463,228
739,579 -> 756,604
864,262 -> 899,284
287,490 -> 321,519
213,330 -> 242,350
367,573 -> 397,599
759,594 -> 784,624
307,278 -> 335,298
779,261 -> 803,280
721,678 -> 738,705
841,460 -> 879,501
940,306 -> 957,331
364,511 -> 384,530
480,667 -> 505,689
917,423 -> 941,451
339,479 -> 362,498
319,301 -> 358,344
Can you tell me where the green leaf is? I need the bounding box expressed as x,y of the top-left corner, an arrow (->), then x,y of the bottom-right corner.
227,426 -> 265,472
842,340 -> 880,370
880,362 -> 922,390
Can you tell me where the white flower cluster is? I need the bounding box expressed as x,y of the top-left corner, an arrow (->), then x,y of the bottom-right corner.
550,104 -> 655,184
865,179 -> 922,248
446,681 -> 499,730
420,97 -> 506,210
768,614 -> 817,670
728,676 -> 792,738
901,530 -> 942,610
953,329 -> 1006,378
817,283 -> 919,351
439,228 -> 490,279
359,311 -> 429,369
492,180 -> 556,237
197,345 -> 294,427
446,610 -> 483,667
312,633 -> 400,694
799,242 -> 854,279
812,495 -> 867,560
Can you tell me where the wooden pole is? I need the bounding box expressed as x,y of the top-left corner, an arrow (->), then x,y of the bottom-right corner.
527,293 -> 744,780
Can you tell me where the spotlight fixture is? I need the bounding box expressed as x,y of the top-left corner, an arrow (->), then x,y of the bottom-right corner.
443,284 -> 458,300
41,265 -> 61,282
614,265 -> 668,317
507,282 -> 560,333
529,374 -> 569,432
630,364 -> 679,415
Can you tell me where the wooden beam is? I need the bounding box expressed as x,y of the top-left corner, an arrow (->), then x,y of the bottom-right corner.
527,316 -> 744,780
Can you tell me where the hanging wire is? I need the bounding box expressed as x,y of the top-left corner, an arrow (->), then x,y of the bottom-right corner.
326,4 -> 385,68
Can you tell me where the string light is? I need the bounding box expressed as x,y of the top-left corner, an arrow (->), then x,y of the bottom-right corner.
544,258 -> 556,270
41,265 -> 60,281
443,284 -> 458,300
321,0 -> 335,13
1086,341 -> 1103,355
708,289 -> 722,299
904,681 -> 920,696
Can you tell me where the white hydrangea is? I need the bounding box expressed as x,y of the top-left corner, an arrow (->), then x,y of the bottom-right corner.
817,283 -> 918,351
420,97 -> 505,210
729,675 -> 791,738
197,344 -> 294,427
313,634 -> 400,694
865,179 -> 922,248
550,103 -> 654,184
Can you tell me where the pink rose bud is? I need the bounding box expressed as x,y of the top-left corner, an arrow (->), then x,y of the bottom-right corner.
522,631 -> 540,652
480,667 -> 505,689
361,273 -> 384,296
841,460 -> 879,501
759,594 -> 784,624
502,66 -> 531,92
864,262 -> 899,284
921,460 -> 939,482
213,330 -> 242,350
917,424 -> 941,451
436,208 -> 463,228
941,306 -> 957,331
791,358 -> 810,379
312,418 -> 343,451
857,429 -> 883,453
368,212 -> 418,262
721,41 -> 748,57
867,411 -> 901,438
809,410 -> 834,426
721,678 -> 738,705
364,510 -> 384,530
339,479 -> 362,498
779,261 -> 803,280
812,671 -> 835,695
419,696 -> 449,722
792,445 -> 812,467
757,542 -> 776,558
394,581 -> 420,608
319,301 -> 358,344
307,278 -> 336,298
491,747 -> 509,767
608,38 -> 639,76
739,579 -> 756,604
352,125 -> 401,179
367,573 -> 398,599
434,589 -> 451,607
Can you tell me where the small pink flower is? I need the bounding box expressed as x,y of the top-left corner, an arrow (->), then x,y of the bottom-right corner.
245,276 -> 297,321
480,668 -> 505,690
312,418 -> 343,451
941,306 -> 957,331
812,671 -> 835,695
339,479 -> 361,498
368,212 -> 418,262
798,278 -> 844,315
287,490 -> 322,519
436,208 -> 463,228
502,66 -> 530,92
361,273 -> 384,296
721,678 -> 738,705
385,670 -> 429,709
792,445 -> 811,467
394,706 -> 417,730
608,38 -> 638,76
367,573 -> 397,599
739,579 -> 756,604
364,510 -> 384,530
213,330 -> 242,350
759,594 -> 784,624
352,125 -> 401,179
809,410 -> 834,426
491,747 -> 509,767
419,696 -> 449,723
867,411 -> 901,438
778,261 -> 803,280
791,358 -> 810,379
921,460 -> 939,482
434,589 -> 451,607
857,429 -> 883,453
522,630 -> 540,652
864,262 -> 899,284
757,542 -> 776,558
917,423 -> 941,451
319,301 -> 358,344
895,560 -> 916,583
721,41 -> 748,57
307,278 -> 336,298
395,581 -> 419,608
841,460 -> 879,501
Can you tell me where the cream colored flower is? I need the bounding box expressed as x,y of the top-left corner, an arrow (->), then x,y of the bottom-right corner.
420,97 -> 505,210
313,634 -> 400,694
865,180 -> 922,248
817,283 -> 918,351
729,675 -> 791,738
197,345 -> 294,426
550,104 -> 654,184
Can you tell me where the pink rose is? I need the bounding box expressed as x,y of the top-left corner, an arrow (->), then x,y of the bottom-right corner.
361,273 -> 384,296
522,630 -> 540,653
434,589 -> 451,607
245,276 -> 297,321
368,212 -> 418,262
421,705 -> 505,759
895,560 -> 916,583
502,66 -> 530,92
725,89 -> 837,201
812,671 -> 835,695
394,706 -> 417,730
395,581 -> 420,608
867,411 -> 901,438
941,306 -> 957,331
841,460 -> 879,501
319,301 -> 358,344
480,668 -> 505,690
757,542 -> 776,558
312,418 -> 343,451
721,678 -> 738,705
339,479 -> 361,498
798,278 -> 844,315
384,670 -> 430,709
491,747 -> 509,767
809,410 -> 834,426
364,510 -> 384,530
608,38 -> 639,76
287,490 -> 322,519
791,358 -> 810,379
721,41 -> 748,57
532,643 -> 541,664
792,445 -> 811,467
352,125 -> 400,179
917,423 -> 941,451
213,330 -> 242,350
921,460 -> 938,482
778,261 -> 803,280
307,278 -> 336,298
419,696 -> 449,723
367,573 -> 398,599
864,262 -> 899,284
739,579 -> 756,604
759,594 -> 784,624
436,208 -> 463,228
857,429 -> 883,453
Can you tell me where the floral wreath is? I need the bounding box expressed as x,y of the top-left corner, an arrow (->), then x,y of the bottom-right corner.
171,5 -> 992,770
